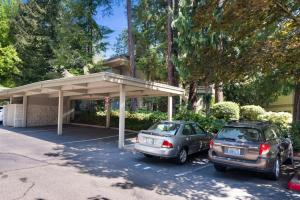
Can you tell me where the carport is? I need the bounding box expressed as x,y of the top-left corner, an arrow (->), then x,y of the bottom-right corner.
0,72 -> 184,148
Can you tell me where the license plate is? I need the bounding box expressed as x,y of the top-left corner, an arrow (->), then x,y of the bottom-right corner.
146,138 -> 154,145
225,148 -> 240,156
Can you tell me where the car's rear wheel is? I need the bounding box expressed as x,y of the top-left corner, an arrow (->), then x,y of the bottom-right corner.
214,164 -> 227,172
285,147 -> 294,165
143,154 -> 154,158
176,148 -> 188,164
269,156 -> 281,180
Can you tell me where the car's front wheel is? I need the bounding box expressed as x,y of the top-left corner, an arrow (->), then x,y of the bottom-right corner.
214,164 -> 227,172
176,148 -> 188,164
269,156 -> 281,180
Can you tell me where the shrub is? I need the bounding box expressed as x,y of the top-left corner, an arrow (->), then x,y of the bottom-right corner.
240,105 -> 265,120
174,106 -> 226,133
257,111 -> 292,127
174,106 -> 205,122
290,123 -> 300,151
211,101 -> 240,120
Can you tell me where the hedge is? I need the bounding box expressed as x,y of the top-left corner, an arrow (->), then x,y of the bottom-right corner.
210,101 -> 240,120
240,105 -> 265,120
72,104 -> 300,151
73,110 -> 167,131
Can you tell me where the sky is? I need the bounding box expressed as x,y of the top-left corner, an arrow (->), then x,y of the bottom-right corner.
95,2 -> 127,58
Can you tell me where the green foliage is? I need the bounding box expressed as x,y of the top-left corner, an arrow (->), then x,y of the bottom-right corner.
11,0 -> 59,84
0,45 -> 21,87
133,0 -> 168,82
0,0 -> 20,87
51,0 -> 112,73
240,105 -> 265,121
174,106 -> 205,122
113,30 -> 128,56
211,101 -> 240,120
289,123 -> 300,151
74,110 -> 167,131
258,112 -> 292,127
224,74 -> 292,106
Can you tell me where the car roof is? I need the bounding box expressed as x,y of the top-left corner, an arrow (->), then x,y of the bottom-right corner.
224,120 -> 272,130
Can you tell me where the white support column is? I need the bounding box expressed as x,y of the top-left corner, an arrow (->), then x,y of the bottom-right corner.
22,95 -> 27,127
9,97 -> 13,104
66,97 -> 71,123
57,90 -> 64,135
119,84 -> 126,149
168,95 -> 173,121
105,97 -> 111,128
70,100 -> 75,121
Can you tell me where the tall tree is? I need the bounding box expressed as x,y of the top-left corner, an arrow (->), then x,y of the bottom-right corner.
133,0 -> 168,82
167,0 -> 175,86
11,0 -> 59,84
127,0 -> 136,77
51,0 -> 112,74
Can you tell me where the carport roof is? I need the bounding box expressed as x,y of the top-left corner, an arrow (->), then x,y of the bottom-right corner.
0,72 -> 184,99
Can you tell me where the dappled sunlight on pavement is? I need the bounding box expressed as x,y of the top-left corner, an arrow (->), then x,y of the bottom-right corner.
0,125 -> 299,200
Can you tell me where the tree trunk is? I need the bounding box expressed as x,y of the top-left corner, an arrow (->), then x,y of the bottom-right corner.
167,0 -> 175,86
127,0 -> 136,77
293,84 -> 300,123
215,82 -> 224,103
88,0 -> 93,60
127,0 -> 137,111
188,81 -> 198,110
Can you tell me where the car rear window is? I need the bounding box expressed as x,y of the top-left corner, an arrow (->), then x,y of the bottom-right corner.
148,122 -> 181,135
216,127 -> 261,142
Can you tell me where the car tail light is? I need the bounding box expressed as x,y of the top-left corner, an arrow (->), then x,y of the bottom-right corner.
161,140 -> 173,148
209,140 -> 214,149
259,143 -> 271,155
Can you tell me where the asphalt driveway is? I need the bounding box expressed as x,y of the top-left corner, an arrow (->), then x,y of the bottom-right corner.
0,125 -> 299,200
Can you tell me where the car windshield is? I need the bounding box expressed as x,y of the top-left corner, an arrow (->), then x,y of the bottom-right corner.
216,127 -> 261,142
148,122 -> 181,135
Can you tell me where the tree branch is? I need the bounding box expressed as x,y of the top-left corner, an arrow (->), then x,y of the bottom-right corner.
274,0 -> 300,27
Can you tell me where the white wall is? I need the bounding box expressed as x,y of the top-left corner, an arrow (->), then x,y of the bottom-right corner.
3,104 -> 24,127
26,95 -> 70,127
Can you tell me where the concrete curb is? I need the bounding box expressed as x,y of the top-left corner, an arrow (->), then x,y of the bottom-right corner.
288,175 -> 300,192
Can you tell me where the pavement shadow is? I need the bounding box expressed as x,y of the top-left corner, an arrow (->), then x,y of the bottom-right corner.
2,125 -> 299,200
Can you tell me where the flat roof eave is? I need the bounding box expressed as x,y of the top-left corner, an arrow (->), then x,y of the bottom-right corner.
0,72 -> 184,99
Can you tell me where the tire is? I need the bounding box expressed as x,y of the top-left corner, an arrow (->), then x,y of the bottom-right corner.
143,154 -> 154,158
269,156 -> 281,180
214,164 -> 227,172
176,148 -> 188,164
285,147 -> 294,165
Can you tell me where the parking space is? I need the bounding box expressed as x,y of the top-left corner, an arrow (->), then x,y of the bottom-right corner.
0,126 -> 300,200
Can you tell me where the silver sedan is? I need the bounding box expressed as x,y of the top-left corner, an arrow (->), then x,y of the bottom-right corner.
135,121 -> 212,164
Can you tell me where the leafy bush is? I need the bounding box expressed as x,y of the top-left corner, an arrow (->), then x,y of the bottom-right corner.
211,101 -> 240,120
240,105 -> 265,120
174,106 -> 205,122
73,110 -> 167,131
290,123 -> 300,151
174,106 -> 226,133
257,111 -> 292,127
